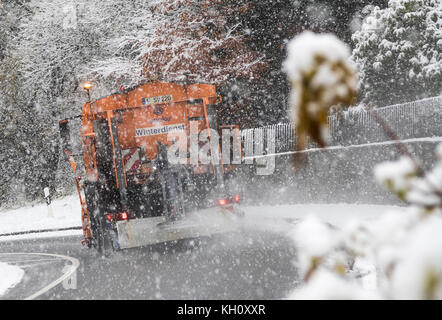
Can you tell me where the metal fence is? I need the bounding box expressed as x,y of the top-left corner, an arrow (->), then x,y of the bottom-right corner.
241,96 -> 442,156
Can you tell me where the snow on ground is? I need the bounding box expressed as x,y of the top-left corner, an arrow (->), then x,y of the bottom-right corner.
0,193 -> 404,242
0,195 -> 82,241
0,262 -> 24,296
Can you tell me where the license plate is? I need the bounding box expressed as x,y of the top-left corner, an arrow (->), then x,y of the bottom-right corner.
141,95 -> 173,105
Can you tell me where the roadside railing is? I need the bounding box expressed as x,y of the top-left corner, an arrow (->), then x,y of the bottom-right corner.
241,96 -> 442,155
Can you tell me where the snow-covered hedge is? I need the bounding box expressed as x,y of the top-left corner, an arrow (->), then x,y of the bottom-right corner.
352,0 -> 442,107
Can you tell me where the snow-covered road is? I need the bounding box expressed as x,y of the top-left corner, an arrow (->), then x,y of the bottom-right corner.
0,196 -> 405,299
0,229 -> 299,299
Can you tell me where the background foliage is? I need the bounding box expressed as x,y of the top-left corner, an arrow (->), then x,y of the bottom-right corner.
6,0 -> 439,207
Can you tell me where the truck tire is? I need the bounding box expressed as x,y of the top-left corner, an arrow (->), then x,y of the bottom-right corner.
96,216 -> 113,257
84,181 -> 114,256
156,143 -> 186,221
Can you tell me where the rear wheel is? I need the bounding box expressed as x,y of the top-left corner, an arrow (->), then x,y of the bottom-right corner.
156,143 -> 186,221
95,216 -> 113,256
84,182 -> 115,256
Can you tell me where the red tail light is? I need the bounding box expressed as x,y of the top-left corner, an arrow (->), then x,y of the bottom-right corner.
218,199 -> 227,206
120,212 -> 128,220
234,194 -> 240,203
106,212 -> 129,221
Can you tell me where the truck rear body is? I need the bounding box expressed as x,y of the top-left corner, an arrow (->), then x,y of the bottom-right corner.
60,81 -> 243,252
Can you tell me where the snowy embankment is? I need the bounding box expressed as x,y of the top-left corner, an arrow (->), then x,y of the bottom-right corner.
0,195 -> 82,241
0,262 -> 24,296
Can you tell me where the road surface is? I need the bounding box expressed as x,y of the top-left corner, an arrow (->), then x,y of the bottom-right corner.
0,229 -> 299,300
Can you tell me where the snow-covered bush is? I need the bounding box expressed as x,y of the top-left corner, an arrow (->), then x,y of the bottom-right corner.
289,269 -> 380,300
287,136 -> 442,299
283,31 -> 358,151
284,29 -> 442,299
289,174 -> 442,300
352,0 -> 442,107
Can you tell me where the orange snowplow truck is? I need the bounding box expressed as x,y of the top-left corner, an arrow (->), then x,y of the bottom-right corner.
59,81 -> 244,254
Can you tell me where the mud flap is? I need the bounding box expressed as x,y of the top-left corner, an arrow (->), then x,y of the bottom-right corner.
116,206 -> 243,249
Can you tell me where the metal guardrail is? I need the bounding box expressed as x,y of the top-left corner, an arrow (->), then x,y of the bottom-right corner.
241,96 -> 442,155
0,226 -> 82,238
